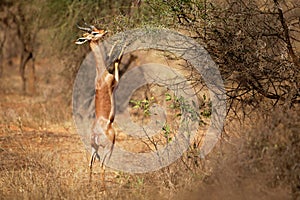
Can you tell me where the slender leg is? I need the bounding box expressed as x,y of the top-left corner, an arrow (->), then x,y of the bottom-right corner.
89,154 -> 94,182
89,148 -> 100,182
99,143 -> 115,190
101,143 -> 113,167
114,42 -> 125,83
89,152 -> 96,183
101,164 -> 106,190
114,62 -> 119,82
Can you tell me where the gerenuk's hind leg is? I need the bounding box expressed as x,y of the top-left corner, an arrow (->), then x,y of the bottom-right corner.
89,147 -> 100,183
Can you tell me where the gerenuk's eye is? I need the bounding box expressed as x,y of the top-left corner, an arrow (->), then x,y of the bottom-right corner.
78,38 -> 86,42
75,38 -> 88,44
91,31 -> 99,36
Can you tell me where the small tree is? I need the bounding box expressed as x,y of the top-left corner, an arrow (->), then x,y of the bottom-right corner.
1,0 -> 46,95
145,0 -> 300,113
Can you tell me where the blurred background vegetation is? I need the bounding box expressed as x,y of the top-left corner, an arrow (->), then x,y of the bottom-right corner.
0,0 -> 299,199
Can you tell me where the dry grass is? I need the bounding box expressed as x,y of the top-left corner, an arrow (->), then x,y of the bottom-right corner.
0,124 -> 207,199
192,106 -> 299,200
0,57 -> 208,200
0,56 -> 298,199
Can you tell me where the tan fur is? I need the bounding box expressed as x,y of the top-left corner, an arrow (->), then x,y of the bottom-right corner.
89,39 -> 118,166
76,26 -> 119,185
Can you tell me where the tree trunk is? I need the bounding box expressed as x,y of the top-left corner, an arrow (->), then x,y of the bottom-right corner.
20,51 -> 35,95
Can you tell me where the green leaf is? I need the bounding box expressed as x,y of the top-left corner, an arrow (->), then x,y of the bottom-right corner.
130,99 -> 137,104
165,93 -> 172,101
133,105 -> 140,109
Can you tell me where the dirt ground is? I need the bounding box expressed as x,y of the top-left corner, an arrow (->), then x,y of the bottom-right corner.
0,55 -> 207,199
0,55 -> 296,199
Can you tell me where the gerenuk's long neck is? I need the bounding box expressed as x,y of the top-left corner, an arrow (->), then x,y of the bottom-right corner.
89,41 -> 115,122
89,41 -> 106,82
